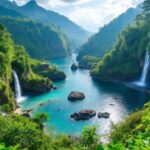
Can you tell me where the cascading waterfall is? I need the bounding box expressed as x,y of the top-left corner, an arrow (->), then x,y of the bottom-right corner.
13,71 -> 25,103
135,51 -> 150,87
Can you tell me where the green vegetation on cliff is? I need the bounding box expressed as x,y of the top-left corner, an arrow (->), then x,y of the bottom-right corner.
0,16 -> 70,59
0,24 -> 66,110
0,24 -> 15,110
79,55 -> 99,69
91,3 -> 150,81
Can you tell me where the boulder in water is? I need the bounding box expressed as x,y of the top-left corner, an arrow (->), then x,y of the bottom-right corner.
71,63 -> 78,70
98,112 -> 110,119
68,91 -> 85,101
71,109 -> 96,121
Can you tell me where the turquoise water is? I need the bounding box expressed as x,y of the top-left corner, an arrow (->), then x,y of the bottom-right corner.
20,56 -> 150,136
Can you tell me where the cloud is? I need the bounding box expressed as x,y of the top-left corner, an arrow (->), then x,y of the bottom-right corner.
14,0 -> 143,32
68,0 -> 144,32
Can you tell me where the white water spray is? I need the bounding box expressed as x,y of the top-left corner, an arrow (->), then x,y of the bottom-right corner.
13,71 -> 25,103
134,51 -> 150,87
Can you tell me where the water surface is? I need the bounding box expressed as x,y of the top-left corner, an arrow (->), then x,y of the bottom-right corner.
20,56 -> 150,136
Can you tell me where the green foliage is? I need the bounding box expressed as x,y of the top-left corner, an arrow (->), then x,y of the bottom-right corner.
0,114 -> 52,150
0,143 -> 18,150
21,71 -> 52,94
31,61 -> 66,81
33,112 -> 49,128
0,16 -> 70,59
107,101 -> 150,150
79,55 -> 99,69
81,126 -> 99,150
0,25 -> 15,110
92,19 -> 150,81
143,0 -> 150,15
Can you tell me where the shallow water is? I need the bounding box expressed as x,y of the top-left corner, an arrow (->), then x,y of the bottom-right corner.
20,56 -> 150,136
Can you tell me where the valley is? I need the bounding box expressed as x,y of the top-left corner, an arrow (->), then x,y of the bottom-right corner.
0,0 -> 149,149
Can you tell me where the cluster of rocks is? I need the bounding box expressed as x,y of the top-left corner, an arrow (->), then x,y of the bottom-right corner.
68,91 -> 111,121
71,110 -> 96,121
98,112 -> 110,119
70,110 -> 110,121
22,109 -> 33,118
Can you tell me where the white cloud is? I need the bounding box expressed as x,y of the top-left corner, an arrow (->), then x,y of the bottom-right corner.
67,0 -> 144,32
14,0 -> 143,32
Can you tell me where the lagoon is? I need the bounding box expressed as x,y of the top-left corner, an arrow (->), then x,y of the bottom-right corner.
20,55 -> 150,136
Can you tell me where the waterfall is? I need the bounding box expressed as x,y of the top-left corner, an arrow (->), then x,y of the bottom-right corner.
13,71 -> 25,103
135,51 -> 150,87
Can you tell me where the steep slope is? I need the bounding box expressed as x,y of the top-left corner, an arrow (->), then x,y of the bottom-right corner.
0,24 -> 66,110
91,17 -> 150,82
0,0 -> 90,48
78,7 -> 141,60
0,24 -> 15,110
0,16 -> 70,59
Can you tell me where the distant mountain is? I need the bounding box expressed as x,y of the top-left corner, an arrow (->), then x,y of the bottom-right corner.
77,6 -> 141,60
0,5 -> 23,18
0,0 -> 90,48
0,16 -> 71,59
0,0 -> 17,10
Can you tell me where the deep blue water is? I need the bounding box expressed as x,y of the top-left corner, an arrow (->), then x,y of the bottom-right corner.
20,56 -> 150,136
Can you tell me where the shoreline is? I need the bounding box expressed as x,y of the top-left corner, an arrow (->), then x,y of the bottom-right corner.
14,106 -> 23,115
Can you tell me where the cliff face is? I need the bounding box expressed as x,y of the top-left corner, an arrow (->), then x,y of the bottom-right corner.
0,25 -> 66,111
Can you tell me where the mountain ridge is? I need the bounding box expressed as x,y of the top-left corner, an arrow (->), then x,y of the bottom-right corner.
0,0 -> 90,48
77,6 -> 141,60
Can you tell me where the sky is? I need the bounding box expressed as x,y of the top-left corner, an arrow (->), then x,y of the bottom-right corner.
13,0 -> 144,32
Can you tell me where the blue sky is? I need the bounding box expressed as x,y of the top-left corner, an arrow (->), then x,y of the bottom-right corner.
14,0 -> 144,32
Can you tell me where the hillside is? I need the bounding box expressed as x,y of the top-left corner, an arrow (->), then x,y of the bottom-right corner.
91,4 -> 150,82
0,16 -> 70,59
0,24 -> 66,111
0,0 -> 90,48
0,5 -> 23,18
77,6 -> 141,60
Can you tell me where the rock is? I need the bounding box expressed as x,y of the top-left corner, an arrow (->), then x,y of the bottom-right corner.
27,109 -> 33,113
52,85 -> 57,90
22,113 -> 31,118
71,109 -> 96,121
109,104 -> 115,106
39,103 -> 45,107
71,63 -> 78,70
68,92 -> 85,101
98,112 -> 110,119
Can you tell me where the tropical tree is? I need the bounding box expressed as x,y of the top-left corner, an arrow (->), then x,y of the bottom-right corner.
33,112 -> 49,128
81,126 -> 99,150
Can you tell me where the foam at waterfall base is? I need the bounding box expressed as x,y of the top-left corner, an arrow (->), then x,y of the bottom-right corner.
16,96 -> 27,103
132,81 -> 146,87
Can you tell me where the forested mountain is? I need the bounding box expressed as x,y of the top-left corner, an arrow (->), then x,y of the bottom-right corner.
0,24 -> 66,110
78,6 -> 141,60
0,16 -> 70,59
0,5 -> 23,18
91,2 -> 150,82
0,0 -> 90,48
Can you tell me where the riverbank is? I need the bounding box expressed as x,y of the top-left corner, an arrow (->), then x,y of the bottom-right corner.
14,106 -> 23,115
